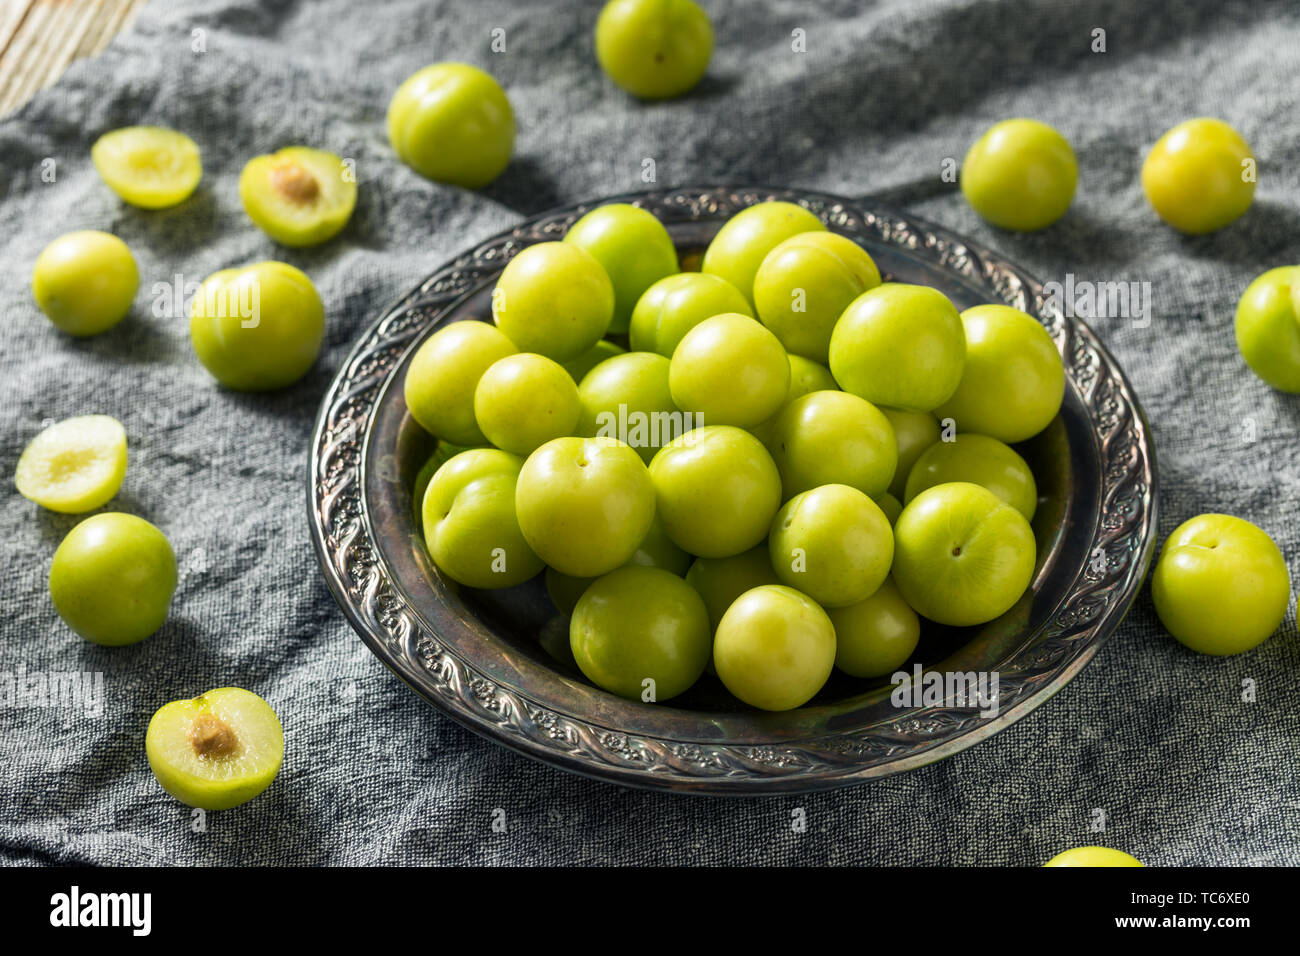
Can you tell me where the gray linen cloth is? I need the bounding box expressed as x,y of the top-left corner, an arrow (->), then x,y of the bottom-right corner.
2,0 -> 1297,865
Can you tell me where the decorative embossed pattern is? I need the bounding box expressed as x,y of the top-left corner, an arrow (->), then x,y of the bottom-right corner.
308,186 -> 1157,794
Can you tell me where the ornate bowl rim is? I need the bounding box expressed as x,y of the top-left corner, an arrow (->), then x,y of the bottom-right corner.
307,184 -> 1158,794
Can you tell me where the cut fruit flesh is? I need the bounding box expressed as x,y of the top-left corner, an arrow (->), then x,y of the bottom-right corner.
145,687 -> 285,810
91,126 -> 202,209
239,146 -> 357,247
15,415 -> 127,513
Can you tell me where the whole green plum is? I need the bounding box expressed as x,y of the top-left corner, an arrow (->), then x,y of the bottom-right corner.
769,483 -> 893,608
577,351 -> 682,463
905,433 -> 1037,521
649,425 -> 781,558
828,577 -> 920,678
474,353 -> 582,455
961,118 -> 1077,231
422,449 -> 544,588
829,283 -> 966,411
713,585 -> 835,711
594,0 -> 713,100
668,312 -> 790,428
404,321 -> 518,445
1234,265 -> 1300,392
564,204 -> 678,333
628,271 -> 752,356
753,231 -> 881,363
492,242 -> 614,361
767,390 -> 897,500
33,231 -> 138,337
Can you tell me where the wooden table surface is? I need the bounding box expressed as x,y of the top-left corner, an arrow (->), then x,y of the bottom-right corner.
0,0 -> 148,116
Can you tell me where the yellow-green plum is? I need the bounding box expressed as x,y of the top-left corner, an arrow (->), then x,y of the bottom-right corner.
563,338 -> 626,383
882,407 -> 942,500
1043,847 -> 1143,868
713,585 -> 836,711
145,687 -> 284,811
685,546 -> 780,634
594,0 -> 713,100
570,566 -> 711,701
892,482 -> 1035,627
769,484 -> 893,608
1234,265 -> 1300,392
629,271 -> 752,356
905,433 -> 1037,521
516,436 -> 655,577
387,62 -> 514,188
492,242 -> 614,360
564,203 -> 678,333
669,312 -> 790,427
1142,118 -> 1254,234
474,353 -> 581,455
649,425 -> 781,558
830,283 -> 966,412
422,449 -> 543,588
1151,514 -> 1289,656
936,304 -> 1064,444
33,231 -> 138,337
701,201 -> 826,307
577,351 -> 682,463
15,415 -> 127,514
239,146 -> 357,248
753,231 -> 881,363
189,261 -> 324,391
404,321 -> 517,445
961,119 -> 1077,231
875,492 -> 902,526
49,513 -> 177,646
749,353 -> 839,446
767,390 -> 897,500
828,577 -> 920,678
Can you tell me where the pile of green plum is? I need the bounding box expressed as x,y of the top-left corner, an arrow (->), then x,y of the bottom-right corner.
405,199 -> 1069,711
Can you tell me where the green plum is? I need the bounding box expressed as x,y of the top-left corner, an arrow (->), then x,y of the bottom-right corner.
753,231 -> 881,363
239,146 -> 357,247
767,390 -> 897,500
474,353 -> 581,455
91,126 -> 201,209
1043,847 -> 1143,868
492,242 -> 614,361
145,687 -> 284,810
1234,265 -> 1300,392
882,407 -> 942,500
875,492 -> 902,526
1151,514 -> 1289,655
769,484 -> 893,608
829,283 -> 966,411
189,261 -> 324,391
404,321 -> 517,445
564,203 -> 678,333
649,425 -> 781,558
571,566 -> 711,700
936,304 -> 1064,443
749,353 -> 839,446
685,545 -> 780,633
713,585 -> 836,711
892,482 -> 1035,627
828,577 -> 920,678
15,415 -> 127,514
387,62 -> 514,188
33,231 -> 138,337
905,433 -> 1037,521
577,351 -> 682,463
629,271 -> 753,356
701,201 -> 826,307
1142,118 -> 1254,234
563,339 -> 626,382
668,312 -> 790,427
594,0 -> 713,100
961,119 -> 1077,231
422,449 -> 544,588
516,436 -> 655,577
49,513 -> 177,646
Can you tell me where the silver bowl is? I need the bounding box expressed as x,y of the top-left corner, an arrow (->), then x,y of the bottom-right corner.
308,185 -> 1157,794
